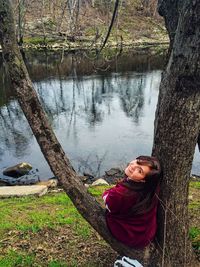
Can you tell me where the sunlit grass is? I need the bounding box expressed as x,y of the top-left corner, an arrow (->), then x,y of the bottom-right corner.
87,185 -> 111,196
189,227 -> 200,251
0,192 -> 90,237
189,200 -> 200,209
0,250 -> 35,267
190,181 -> 200,189
0,184 -> 199,265
48,260 -> 68,267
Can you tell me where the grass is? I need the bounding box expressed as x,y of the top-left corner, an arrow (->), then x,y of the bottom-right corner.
0,251 -> 74,267
0,192 -> 94,238
189,227 -> 200,251
87,185 -> 111,196
0,250 -> 35,267
190,181 -> 200,189
24,37 -> 57,45
0,184 -> 199,266
189,227 -> 200,240
189,200 -> 200,209
48,260 -> 68,267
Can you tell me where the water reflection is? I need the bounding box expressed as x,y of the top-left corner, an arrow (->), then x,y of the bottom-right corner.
119,75 -> 145,123
9,71 -> 162,177
1,50 -> 199,179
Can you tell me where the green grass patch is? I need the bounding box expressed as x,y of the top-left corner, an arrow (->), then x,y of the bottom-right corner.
0,193 -> 89,237
74,223 -> 91,239
48,260 -> 68,267
0,250 -> 35,267
87,185 -> 111,197
0,187 -> 112,241
189,227 -> 200,251
190,181 -> 200,189
0,251 -> 79,267
188,200 -> 200,209
24,37 -> 56,45
189,227 -> 200,239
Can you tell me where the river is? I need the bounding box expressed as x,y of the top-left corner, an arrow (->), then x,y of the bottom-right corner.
0,49 -> 199,182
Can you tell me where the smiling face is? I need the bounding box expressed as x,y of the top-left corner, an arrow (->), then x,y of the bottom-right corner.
125,160 -> 151,182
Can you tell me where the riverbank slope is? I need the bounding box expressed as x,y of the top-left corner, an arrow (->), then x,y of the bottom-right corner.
10,0 -> 168,51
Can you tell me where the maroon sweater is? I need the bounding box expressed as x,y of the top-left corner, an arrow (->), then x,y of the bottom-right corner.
102,179 -> 159,249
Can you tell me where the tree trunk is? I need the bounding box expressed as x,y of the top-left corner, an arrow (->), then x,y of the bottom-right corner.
0,1 -> 152,265
152,0 -> 200,266
157,0 -> 184,53
0,0 -> 200,266
158,0 -> 200,152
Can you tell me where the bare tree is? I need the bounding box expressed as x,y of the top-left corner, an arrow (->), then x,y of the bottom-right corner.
0,0 -> 149,264
15,0 -> 26,45
67,0 -> 80,35
56,0 -> 68,33
141,0 -> 158,17
151,0 -> 200,266
0,0 -> 200,266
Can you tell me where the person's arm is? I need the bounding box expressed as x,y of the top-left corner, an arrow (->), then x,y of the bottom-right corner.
102,185 -> 124,213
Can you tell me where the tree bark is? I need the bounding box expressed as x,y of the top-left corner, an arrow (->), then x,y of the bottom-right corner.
158,0 -> 200,153
157,0 -> 182,47
0,1 -> 151,265
152,0 -> 200,266
1,1 -> 200,266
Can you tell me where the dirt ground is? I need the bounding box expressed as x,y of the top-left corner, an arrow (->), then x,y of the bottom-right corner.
0,227 -> 118,266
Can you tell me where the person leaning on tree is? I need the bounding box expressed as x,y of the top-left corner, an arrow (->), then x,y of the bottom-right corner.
102,155 -> 161,249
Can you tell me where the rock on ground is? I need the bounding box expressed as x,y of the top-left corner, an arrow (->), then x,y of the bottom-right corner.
91,178 -> 109,186
0,185 -> 48,198
36,178 -> 58,188
3,162 -> 32,178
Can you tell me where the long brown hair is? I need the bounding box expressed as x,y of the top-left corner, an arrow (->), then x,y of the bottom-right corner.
122,155 -> 161,215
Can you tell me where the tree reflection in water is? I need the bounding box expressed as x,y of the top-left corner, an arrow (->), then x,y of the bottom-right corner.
0,51 -> 166,178
119,75 -> 145,124
0,61 -> 32,163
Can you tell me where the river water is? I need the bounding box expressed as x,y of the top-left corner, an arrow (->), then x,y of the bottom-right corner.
0,49 -> 200,181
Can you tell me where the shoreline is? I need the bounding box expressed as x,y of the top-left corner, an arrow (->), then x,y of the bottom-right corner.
0,39 -> 169,53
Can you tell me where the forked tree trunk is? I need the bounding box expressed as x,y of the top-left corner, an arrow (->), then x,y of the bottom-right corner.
0,1 -> 200,266
0,1 -> 151,265
152,0 -> 200,266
